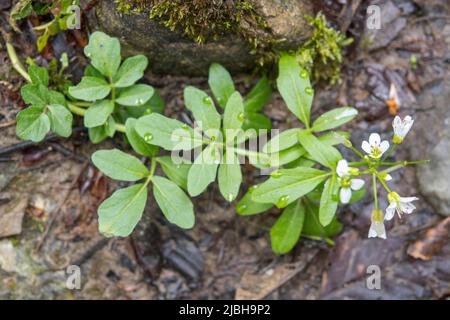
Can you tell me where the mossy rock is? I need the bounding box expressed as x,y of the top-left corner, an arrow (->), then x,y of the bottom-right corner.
95,0 -> 313,76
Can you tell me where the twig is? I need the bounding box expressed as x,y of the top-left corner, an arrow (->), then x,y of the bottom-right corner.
0,127 -> 86,156
0,120 -> 16,129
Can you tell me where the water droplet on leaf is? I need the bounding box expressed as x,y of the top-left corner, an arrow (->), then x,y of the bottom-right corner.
271,171 -> 282,178
237,204 -> 247,214
249,185 -> 258,194
275,195 -> 289,208
144,133 -> 153,143
203,96 -> 212,105
305,87 -> 314,95
227,193 -> 234,202
237,112 -> 245,122
300,70 -> 309,79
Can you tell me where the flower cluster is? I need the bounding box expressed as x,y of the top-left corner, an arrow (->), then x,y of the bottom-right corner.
336,115 -> 421,239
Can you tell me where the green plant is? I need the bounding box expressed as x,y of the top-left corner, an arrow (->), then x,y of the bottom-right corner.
10,31 -> 428,255
296,12 -> 353,85
11,0 -> 81,52
236,54 -> 428,254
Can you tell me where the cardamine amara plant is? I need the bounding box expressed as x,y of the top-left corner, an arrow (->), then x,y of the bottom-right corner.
10,31 -> 428,254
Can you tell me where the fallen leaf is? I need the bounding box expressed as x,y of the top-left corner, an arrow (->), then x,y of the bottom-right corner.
407,217 -> 450,261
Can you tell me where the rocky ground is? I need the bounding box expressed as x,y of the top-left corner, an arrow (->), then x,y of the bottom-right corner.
0,0 -> 449,299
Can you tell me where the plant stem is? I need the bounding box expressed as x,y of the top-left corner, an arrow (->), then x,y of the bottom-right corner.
372,173 -> 378,210
149,157 -> 157,178
375,172 -> 391,193
380,144 -> 396,163
6,42 -> 31,83
350,145 -> 365,160
381,160 -> 430,166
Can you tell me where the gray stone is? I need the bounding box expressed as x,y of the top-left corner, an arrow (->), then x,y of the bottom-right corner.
94,0 -> 313,76
411,80 -> 450,216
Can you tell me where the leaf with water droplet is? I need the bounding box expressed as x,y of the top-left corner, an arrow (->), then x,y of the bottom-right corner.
116,84 -> 154,107
218,151 -> 242,202
275,195 -> 289,208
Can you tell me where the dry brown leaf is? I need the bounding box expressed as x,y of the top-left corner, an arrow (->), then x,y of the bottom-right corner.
407,217 -> 450,261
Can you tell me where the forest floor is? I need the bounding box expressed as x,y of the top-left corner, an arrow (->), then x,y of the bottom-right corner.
0,0 -> 449,299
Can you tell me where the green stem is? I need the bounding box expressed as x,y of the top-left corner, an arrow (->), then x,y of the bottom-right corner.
372,173 -> 378,210
380,144 -> 396,163
350,145 -> 365,160
380,160 -> 430,166
375,172 -> 391,193
6,42 -> 31,83
149,157 -> 157,178
349,161 -> 369,166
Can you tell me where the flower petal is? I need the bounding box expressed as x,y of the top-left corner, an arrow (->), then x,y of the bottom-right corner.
380,140 -> 390,153
361,141 -> 371,154
369,133 -> 381,146
369,222 -> 386,239
399,196 -> 419,203
384,174 -> 393,181
393,116 -> 401,131
400,202 -> 416,214
350,178 -> 365,190
385,202 -> 396,221
339,187 -> 352,204
336,159 -> 349,177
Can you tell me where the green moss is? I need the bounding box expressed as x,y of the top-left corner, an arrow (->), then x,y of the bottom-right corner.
295,13 -> 353,85
116,0 -> 269,46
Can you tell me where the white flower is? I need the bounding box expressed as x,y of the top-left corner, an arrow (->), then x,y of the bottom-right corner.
385,192 -> 419,221
393,115 -> 414,144
336,160 -> 365,204
368,209 -> 386,239
361,133 -> 390,159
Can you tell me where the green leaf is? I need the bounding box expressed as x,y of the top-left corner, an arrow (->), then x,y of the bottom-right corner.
88,126 -> 108,144
252,167 -> 329,208
187,144 -> 220,196
48,90 -> 66,105
84,31 -> 121,78
37,32 -> 49,53
68,76 -> 111,101
152,176 -> 195,229
319,175 -> 339,226
135,113 -> 203,151
116,84 -> 154,107
11,0 -> 33,20
270,145 -> 306,167
242,112 -> 272,131
302,198 -> 342,239
312,107 -> 358,132
297,130 -> 342,169
84,100 -> 114,128
98,183 -> 148,237
244,76 -> 271,112
105,116 -> 116,137
84,65 -> 103,78
47,104 -> 73,137
236,188 -> 273,216
218,151 -> 242,202
16,107 -> 50,142
92,149 -> 149,181
276,54 -> 313,126
270,200 -> 305,254
125,118 -> 158,157
146,90 -> 165,114
223,91 -> 244,132
29,65 -> 49,86
264,128 -> 302,153
184,86 -> 221,132
156,156 -> 191,191
114,55 -> 148,88
21,84 -> 48,106
208,63 -> 235,108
